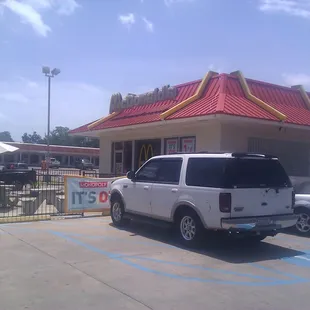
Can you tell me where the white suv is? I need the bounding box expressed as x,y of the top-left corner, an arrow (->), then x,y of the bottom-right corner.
109,152 -> 297,247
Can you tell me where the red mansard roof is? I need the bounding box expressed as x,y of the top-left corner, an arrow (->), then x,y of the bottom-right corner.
70,71 -> 310,134
89,79 -> 201,130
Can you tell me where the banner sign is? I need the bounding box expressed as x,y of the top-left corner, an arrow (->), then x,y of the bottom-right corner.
64,176 -> 119,213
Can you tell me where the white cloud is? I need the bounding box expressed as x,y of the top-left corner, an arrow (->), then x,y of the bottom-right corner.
0,92 -> 29,103
258,0 -> 310,19
208,63 -> 223,73
282,73 -> 310,87
1,0 -> 80,37
142,17 -> 154,32
0,76 -> 111,140
164,0 -> 195,7
118,13 -> 135,28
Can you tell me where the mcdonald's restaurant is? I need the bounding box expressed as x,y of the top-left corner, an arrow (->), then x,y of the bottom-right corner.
70,70 -> 310,180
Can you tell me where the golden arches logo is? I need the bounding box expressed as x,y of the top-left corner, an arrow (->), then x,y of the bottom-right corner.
139,144 -> 153,167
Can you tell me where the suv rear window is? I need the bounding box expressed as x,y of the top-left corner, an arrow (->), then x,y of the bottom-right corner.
186,157 -> 291,188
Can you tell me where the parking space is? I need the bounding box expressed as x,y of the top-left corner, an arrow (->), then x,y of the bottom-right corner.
1,217 -> 310,310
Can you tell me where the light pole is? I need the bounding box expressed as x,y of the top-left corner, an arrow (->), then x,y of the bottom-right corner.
42,66 -> 60,167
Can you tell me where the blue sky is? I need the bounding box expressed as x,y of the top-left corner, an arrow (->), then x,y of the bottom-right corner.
0,0 -> 310,141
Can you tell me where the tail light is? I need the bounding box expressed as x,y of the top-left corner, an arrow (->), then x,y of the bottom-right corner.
219,193 -> 231,213
292,191 -> 295,207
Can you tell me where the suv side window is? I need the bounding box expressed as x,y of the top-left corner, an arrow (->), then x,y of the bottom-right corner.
157,158 -> 182,184
135,159 -> 161,182
186,158 -> 225,188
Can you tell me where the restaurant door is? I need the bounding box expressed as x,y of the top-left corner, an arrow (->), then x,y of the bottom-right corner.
114,150 -> 123,175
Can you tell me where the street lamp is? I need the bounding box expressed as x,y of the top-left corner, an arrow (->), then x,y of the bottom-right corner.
42,66 -> 60,167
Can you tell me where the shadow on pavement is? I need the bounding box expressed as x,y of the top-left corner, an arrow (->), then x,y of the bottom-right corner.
110,222 -> 306,264
282,227 -> 310,239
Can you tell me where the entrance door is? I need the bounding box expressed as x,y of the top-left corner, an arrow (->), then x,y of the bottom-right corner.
114,151 -> 123,175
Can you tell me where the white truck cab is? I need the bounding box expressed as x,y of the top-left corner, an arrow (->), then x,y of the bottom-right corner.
109,152 -> 297,247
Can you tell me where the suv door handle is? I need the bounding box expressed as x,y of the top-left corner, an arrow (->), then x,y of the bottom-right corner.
143,186 -> 149,190
171,188 -> 178,193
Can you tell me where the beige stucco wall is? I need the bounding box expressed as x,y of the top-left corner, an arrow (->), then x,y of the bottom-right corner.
99,120 -> 221,173
98,117 -> 310,174
220,122 -> 310,152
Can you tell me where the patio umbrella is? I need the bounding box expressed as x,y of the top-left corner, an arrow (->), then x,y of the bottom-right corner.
0,142 -> 19,154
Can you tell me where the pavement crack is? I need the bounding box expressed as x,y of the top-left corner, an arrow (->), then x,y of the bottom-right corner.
65,262 -> 154,310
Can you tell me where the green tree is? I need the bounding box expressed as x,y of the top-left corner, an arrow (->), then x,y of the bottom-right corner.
21,126 -> 99,148
22,131 -> 44,144
48,126 -> 71,145
0,131 -> 14,142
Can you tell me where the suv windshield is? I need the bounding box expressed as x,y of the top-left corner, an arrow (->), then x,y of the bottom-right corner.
186,157 -> 291,189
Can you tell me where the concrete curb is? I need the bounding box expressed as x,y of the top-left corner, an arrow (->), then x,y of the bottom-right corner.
0,215 -> 51,224
0,211 -> 110,224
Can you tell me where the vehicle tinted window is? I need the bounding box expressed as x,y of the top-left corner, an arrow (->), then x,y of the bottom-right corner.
186,158 -> 226,188
157,159 -> 182,184
225,158 -> 291,188
136,159 -> 161,182
186,157 -> 291,188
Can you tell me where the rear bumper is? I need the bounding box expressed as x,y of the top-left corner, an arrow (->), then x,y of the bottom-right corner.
221,214 -> 298,231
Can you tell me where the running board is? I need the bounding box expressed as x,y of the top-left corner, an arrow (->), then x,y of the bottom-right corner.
123,213 -> 172,229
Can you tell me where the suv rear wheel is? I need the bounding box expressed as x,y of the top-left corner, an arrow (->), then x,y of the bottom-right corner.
295,207 -> 310,235
175,208 -> 203,247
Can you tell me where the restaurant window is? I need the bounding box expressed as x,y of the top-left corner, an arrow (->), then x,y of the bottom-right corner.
180,136 -> 196,153
124,141 -> 133,173
135,139 -> 161,170
164,138 -> 179,155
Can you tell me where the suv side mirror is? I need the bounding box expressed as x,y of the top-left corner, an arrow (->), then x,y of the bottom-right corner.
126,171 -> 135,180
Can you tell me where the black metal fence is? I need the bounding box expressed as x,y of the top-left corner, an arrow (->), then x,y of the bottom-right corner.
0,168 -> 121,223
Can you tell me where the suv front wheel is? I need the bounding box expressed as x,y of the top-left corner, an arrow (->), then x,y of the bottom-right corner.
110,197 -> 129,227
175,209 -> 203,247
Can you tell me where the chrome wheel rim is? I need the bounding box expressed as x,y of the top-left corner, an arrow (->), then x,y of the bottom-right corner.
296,213 -> 310,233
112,202 -> 122,222
180,216 -> 196,241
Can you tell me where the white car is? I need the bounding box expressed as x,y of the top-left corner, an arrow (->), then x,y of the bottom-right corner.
109,152 -> 297,247
46,157 -> 60,168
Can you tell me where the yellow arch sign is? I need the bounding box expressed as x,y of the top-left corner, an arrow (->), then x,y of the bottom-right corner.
139,144 -> 153,167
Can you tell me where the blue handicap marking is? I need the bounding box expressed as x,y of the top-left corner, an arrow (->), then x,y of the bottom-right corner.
48,230 -> 309,286
281,252 -> 310,268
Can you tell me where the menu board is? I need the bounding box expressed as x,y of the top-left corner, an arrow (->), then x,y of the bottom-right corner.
181,137 -> 195,153
165,138 -> 178,154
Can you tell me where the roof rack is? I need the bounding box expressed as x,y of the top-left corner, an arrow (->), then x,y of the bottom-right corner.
167,151 -> 278,159
169,151 -> 228,155
231,152 -> 278,159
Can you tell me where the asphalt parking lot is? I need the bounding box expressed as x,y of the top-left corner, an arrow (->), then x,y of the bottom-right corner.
0,217 -> 309,310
